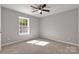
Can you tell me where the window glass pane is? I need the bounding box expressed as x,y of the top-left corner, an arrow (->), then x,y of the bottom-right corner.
18,16 -> 29,35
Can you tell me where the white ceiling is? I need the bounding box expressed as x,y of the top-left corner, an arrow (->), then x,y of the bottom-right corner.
1,4 -> 79,18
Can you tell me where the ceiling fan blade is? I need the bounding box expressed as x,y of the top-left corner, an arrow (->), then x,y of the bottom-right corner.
42,9 -> 50,12
32,10 -> 38,12
40,12 -> 42,14
39,4 -> 42,8
42,4 -> 46,8
30,5 -> 38,9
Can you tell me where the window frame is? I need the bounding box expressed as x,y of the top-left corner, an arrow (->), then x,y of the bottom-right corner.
18,16 -> 30,35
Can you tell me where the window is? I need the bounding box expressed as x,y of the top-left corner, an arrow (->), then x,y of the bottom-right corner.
18,16 -> 30,35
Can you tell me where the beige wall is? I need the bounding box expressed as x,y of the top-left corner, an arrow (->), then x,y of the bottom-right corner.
78,8 -> 79,44
1,7 -> 39,46
1,6 -> 79,47
0,5 -> 1,50
40,8 -> 78,45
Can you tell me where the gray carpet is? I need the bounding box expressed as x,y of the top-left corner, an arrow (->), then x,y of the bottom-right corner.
0,38 -> 78,54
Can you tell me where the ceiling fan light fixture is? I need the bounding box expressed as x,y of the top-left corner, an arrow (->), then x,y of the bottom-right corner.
31,4 -> 50,14
38,10 -> 42,13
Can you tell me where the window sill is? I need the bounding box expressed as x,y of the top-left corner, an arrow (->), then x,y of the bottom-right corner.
19,33 -> 29,35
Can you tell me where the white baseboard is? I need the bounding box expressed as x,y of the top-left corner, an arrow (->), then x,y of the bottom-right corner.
2,37 -> 39,47
2,39 -> 27,46
2,37 -> 79,47
0,46 -> 1,51
41,37 -> 79,47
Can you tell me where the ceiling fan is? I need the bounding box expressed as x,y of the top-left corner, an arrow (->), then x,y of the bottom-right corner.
30,4 -> 50,14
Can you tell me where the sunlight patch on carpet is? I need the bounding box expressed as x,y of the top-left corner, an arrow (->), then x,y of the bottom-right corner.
27,40 -> 39,44
26,40 -> 49,46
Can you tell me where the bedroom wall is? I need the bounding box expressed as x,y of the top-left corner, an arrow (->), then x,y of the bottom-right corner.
0,5 -> 1,50
78,8 -> 79,45
1,7 -> 39,46
40,8 -> 78,45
